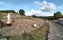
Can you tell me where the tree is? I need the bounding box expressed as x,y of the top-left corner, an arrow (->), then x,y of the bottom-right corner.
8,10 -> 16,13
19,9 -> 25,16
54,11 -> 62,19
32,15 -> 37,18
0,10 -> 16,13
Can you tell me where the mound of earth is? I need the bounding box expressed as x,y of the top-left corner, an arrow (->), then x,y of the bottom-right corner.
0,13 -> 50,40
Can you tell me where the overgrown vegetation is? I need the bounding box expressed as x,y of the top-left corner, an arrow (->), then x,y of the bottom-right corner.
19,9 -> 25,16
10,21 -> 50,40
32,11 -> 63,20
0,32 -> 3,39
54,11 -> 62,19
0,14 -> 1,20
0,10 -> 16,13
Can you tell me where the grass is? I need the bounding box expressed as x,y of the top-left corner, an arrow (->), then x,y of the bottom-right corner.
50,20 -> 57,23
10,22 -> 50,40
0,32 -> 3,39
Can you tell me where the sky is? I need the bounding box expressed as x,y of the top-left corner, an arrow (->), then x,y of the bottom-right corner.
0,0 -> 63,16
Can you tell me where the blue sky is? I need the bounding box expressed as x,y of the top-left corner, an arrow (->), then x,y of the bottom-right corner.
0,0 -> 63,16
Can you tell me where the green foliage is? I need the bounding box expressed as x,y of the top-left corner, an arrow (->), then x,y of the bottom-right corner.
0,32 -> 3,39
54,11 -> 62,19
0,10 -> 16,13
31,11 -> 63,20
8,10 -> 16,13
46,16 -> 55,20
19,9 -> 25,16
32,15 -> 37,18
0,14 -> 1,20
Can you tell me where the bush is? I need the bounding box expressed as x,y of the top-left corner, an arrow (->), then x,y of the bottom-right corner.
32,15 -> 37,18
0,32 -> 3,38
54,11 -> 62,19
19,9 -> 25,16
0,14 -> 1,20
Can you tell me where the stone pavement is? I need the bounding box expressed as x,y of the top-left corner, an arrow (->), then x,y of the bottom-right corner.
48,22 -> 63,40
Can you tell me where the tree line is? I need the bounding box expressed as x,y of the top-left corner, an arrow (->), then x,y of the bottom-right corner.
32,11 -> 63,20
0,9 -> 25,16
0,9 -> 63,20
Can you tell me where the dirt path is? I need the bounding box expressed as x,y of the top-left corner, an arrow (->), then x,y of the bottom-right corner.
48,22 -> 63,40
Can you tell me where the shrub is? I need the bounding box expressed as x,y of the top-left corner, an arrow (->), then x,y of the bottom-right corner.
0,32 -> 3,38
19,9 -> 25,16
54,11 -> 62,19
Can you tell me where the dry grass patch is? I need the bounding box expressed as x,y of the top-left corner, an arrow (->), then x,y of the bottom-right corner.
10,22 -> 50,40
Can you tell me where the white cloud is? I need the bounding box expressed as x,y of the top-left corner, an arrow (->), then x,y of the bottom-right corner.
25,1 -> 56,16
25,9 -> 54,16
34,0 -> 56,12
25,9 -> 42,16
